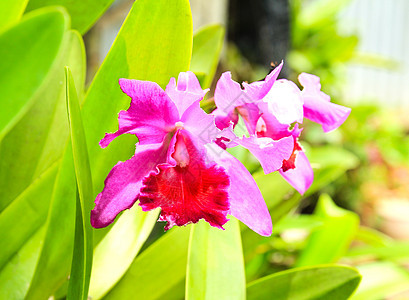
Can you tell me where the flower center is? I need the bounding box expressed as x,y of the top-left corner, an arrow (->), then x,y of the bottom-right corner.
175,121 -> 184,129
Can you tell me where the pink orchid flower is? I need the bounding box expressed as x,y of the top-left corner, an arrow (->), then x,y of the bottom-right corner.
213,62 -> 351,195
91,72 -> 291,236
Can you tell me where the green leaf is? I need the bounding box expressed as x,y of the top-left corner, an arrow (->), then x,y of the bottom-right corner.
25,0 -> 115,34
104,227 -> 191,300
25,144 -> 77,300
186,219 -> 245,300
354,226 -> 393,247
81,0 -> 192,204
273,215 -> 323,234
0,227 -> 46,300
65,66 -> 94,300
0,0 -> 28,31
296,194 -> 359,267
190,24 -> 225,88
247,265 -> 361,300
0,7 -> 73,212
89,207 -> 159,300
0,164 -> 57,271
23,31 -> 87,300
346,241 -> 409,261
352,262 -> 409,300
0,7 -> 68,144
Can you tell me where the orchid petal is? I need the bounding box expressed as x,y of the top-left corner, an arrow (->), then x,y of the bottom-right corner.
299,73 -> 351,132
100,79 -> 179,148
243,61 -> 283,100
234,135 -> 294,174
261,79 -> 304,125
236,103 -> 262,135
214,72 -> 248,113
165,71 -> 208,117
205,144 -> 272,236
181,101 -> 218,144
91,141 -> 169,228
279,151 -> 313,195
213,107 -> 239,130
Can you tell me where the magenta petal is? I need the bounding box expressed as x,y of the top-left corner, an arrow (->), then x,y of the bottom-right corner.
279,151 -> 313,195
99,79 -> 179,148
165,71 -> 208,117
205,144 -> 272,236
181,101 -> 218,144
140,132 -> 230,230
91,142 -> 169,228
243,61 -> 283,100
298,73 -> 351,132
213,108 -> 239,130
215,72 -> 248,113
236,103 -> 262,135
235,135 -> 294,174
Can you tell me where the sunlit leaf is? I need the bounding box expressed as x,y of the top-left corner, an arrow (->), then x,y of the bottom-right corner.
0,227 -> 46,300
247,265 -> 361,300
89,207 -> 159,299
25,0 -> 114,34
24,31 -> 87,300
296,194 -> 359,267
0,7 -> 72,211
0,164 -> 57,271
186,219 -> 245,300
190,24 -> 225,88
65,66 -> 94,300
0,7 -> 68,145
0,0 -> 28,31
104,227 -> 190,300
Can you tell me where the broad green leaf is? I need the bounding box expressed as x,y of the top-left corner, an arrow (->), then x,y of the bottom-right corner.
0,0 -> 28,31
25,0 -> 114,34
354,226 -> 393,247
190,24 -> 225,88
247,265 -> 361,300
81,0 -> 192,203
89,208 -> 159,300
0,7 -> 72,211
66,66 -> 94,300
104,227 -> 191,300
296,194 -> 359,267
25,144 -> 77,300
186,219 -> 245,300
352,262 -> 409,300
273,215 -> 323,234
0,227 -> 46,300
23,31 -> 87,300
0,7 -> 68,145
346,241 -> 409,261
0,164 -> 57,271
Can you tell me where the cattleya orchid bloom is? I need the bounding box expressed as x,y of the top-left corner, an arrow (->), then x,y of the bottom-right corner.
213,62 -> 351,194
91,72 -> 294,236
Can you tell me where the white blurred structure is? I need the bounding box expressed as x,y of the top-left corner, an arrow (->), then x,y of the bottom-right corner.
190,0 -> 228,31
339,0 -> 409,107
